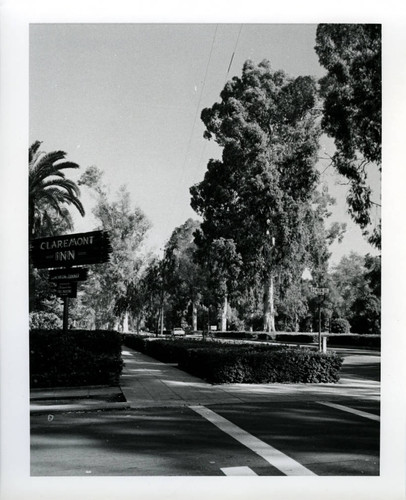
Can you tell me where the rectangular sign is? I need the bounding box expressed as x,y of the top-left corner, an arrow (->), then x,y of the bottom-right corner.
30,230 -> 112,269
55,281 -> 77,298
311,287 -> 329,295
48,268 -> 88,282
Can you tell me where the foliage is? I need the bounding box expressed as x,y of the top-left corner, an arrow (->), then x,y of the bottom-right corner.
315,24 -> 381,246
326,334 -> 380,348
162,219 -> 204,330
330,318 -> 351,333
78,167 -> 151,329
135,339 -> 343,384
179,348 -> 342,384
191,60 -> 327,331
29,141 -> 85,237
331,252 -> 381,334
30,329 -> 123,388
29,311 -> 62,330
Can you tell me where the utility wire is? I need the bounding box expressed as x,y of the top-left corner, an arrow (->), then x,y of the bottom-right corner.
179,25 -> 218,184
197,25 -> 244,172
226,24 -> 243,77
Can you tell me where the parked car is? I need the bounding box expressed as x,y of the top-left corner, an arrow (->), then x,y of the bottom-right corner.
172,327 -> 186,336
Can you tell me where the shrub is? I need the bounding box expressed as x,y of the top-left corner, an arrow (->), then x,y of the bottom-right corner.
125,338 -> 343,384
29,311 -> 62,330
330,318 -> 351,333
30,329 -> 123,388
326,334 -> 380,349
274,333 -> 316,344
178,346 -> 343,384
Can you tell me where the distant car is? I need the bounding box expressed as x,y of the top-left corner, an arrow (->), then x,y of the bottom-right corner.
172,327 -> 186,336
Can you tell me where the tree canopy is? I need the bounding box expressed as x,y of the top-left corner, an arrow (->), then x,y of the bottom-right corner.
191,60 -> 325,331
78,167 -> 151,330
29,141 -> 85,237
315,24 -> 381,245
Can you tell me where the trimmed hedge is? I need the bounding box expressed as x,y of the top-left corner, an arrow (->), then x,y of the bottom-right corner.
122,336 -> 343,384
30,329 -> 123,388
178,346 -> 342,384
211,331 -> 380,349
326,334 -> 380,349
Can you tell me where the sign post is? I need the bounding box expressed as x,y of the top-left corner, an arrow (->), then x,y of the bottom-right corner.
311,287 -> 329,352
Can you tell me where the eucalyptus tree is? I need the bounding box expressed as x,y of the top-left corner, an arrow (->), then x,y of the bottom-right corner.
163,219 -> 203,331
191,60 -> 322,332
315,24 -> 381,247
78,167 -> 151,330
29,141 -> 85,237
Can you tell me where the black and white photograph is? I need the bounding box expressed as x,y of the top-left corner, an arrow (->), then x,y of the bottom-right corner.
1,2 -> 405,500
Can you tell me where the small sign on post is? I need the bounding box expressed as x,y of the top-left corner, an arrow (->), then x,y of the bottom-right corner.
55,281 -> 77,299
49,268 -> 88,282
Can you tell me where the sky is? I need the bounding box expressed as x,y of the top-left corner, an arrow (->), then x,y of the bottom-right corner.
29,23 -> 381,265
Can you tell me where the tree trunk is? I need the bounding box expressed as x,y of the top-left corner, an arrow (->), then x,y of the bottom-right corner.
123,311 -> 129,333
221,294 -> 228,332
263,275 -> 276,334
192,301 -> 198,332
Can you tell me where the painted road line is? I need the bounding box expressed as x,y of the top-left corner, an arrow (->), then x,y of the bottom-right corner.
189,405 -> 316,476
221,466 -> 258,476
318,402 -> 380,422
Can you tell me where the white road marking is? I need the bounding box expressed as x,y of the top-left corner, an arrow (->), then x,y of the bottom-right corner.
189,405 -> 316,476
318,402 -> 380,422
221,466 -> 257,476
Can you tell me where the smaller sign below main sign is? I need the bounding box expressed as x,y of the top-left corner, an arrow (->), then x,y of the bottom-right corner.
56,281 -> 78,298
311,287 -> 329,295
49,268 -> 88,282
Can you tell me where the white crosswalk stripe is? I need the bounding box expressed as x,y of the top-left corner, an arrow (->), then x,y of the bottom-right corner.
221,466 -> 257,476
189,405 -> 316,476
318,401 -> 380,422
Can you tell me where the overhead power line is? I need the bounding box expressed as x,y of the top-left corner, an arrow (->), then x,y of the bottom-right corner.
179,24 -> 218,183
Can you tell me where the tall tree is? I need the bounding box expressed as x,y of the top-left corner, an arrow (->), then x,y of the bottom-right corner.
78,168 -> 151,330
29,141 -> 85,237
315,24 -> 381,246
191,60 -> 322,332
330,252 -> 381,334
163,219 -> 203,331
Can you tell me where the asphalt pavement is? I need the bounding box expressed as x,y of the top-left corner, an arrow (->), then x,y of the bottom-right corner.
30,344 -> 380,476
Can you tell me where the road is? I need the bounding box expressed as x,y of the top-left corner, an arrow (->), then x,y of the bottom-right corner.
30,348 -> 380,476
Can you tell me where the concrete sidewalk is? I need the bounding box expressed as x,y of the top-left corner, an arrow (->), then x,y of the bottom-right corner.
30,346 -> 380,413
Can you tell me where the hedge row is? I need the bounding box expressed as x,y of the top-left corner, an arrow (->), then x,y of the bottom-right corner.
326,334 -> 380,348
30,329 -> 123,388
179,346 -> 343,384
211,331 -> 380,348
121,335 -> 343,384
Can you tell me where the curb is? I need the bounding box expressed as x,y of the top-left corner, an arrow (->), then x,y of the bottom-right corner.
30,401 -> 130,414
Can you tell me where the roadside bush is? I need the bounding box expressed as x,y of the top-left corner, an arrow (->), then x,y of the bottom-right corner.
125,338 -> 343,384
121,333 -> 149,353
29,311 -> 62,330
326,334 -> 380,349
330,318 -> 351,333
178,346 -> 343,384
274,333 -> 316,344
30,329 -> 123,388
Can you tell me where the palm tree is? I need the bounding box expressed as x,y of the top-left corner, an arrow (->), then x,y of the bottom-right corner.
29,141 -> 85,237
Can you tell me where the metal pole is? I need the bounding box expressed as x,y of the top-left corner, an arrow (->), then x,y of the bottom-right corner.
63,297 -> 69,336
318,298 -> 322,352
